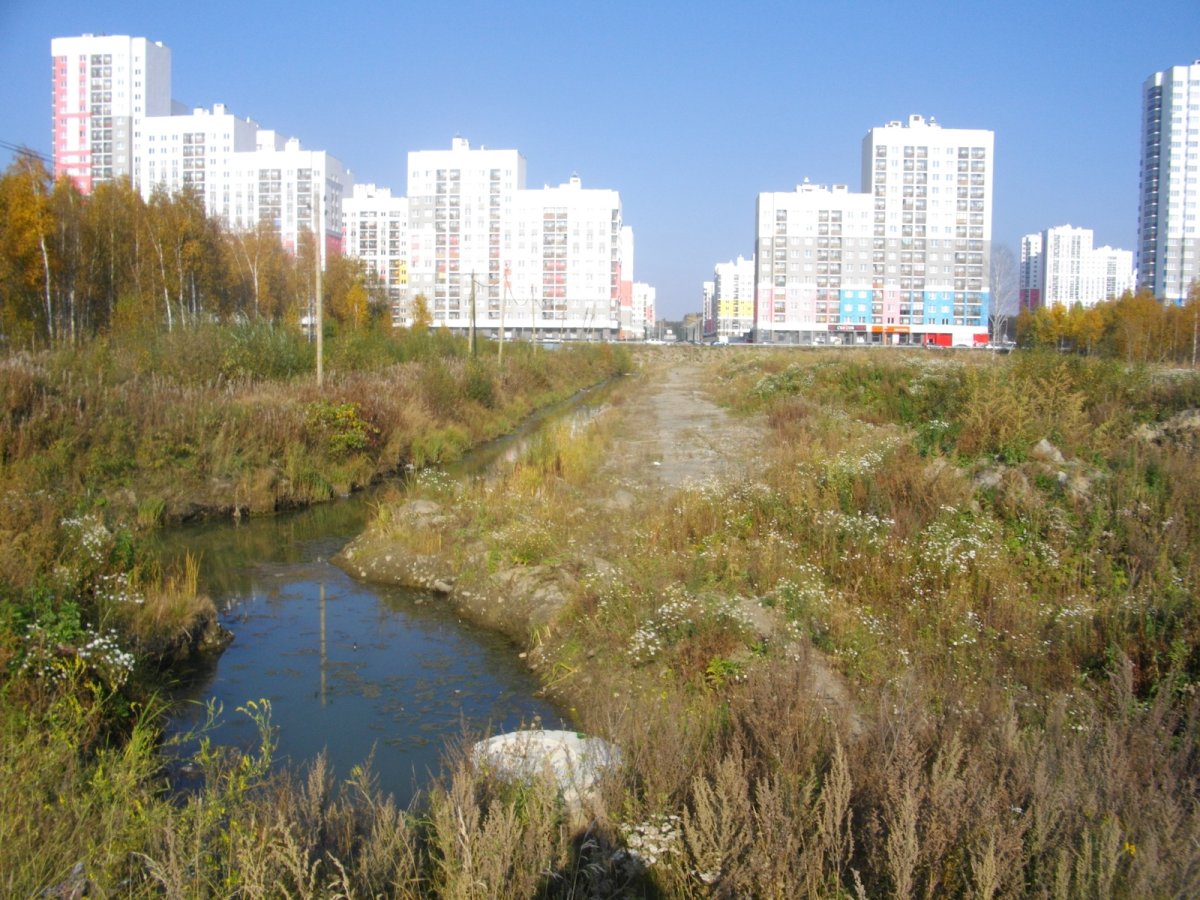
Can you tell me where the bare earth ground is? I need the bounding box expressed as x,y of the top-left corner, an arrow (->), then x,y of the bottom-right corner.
598,358 -> 766,506
336,352 -> 857,724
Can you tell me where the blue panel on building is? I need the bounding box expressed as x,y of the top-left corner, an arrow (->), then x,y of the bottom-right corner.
839,288 -> 869,323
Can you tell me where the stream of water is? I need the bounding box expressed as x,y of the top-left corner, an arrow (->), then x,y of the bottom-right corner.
157,385 -> 611,807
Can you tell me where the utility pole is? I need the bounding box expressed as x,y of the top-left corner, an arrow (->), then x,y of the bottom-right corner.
468,272 -> 477,358
1192,301 -> 1198,368
498,266 -> 509,368
531,286 -> 538,348
314,185 -> 324,387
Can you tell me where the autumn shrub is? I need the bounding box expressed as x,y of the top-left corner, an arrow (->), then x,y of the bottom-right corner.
323,325 -> 404,372
463,356 -> 496,407
408,425 -> 470,467
416,357 -> 461,411
303,400 -> 378,457
217,322 -> 315,382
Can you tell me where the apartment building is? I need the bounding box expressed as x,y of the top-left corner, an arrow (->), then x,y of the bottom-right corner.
404,139 -> 628,339
405,138 -> 524,331
701,281 -> 715,337
135,103 -> 258,200
712,254 -> 755,340
511,175 -> 622,338
343,184 -> 409,319
753,182 -> 875,344
754,115 -> 994,345
862,114 -> 993,344
135,105 -> 350,262
51,34 -> 174,192
1097,245 -> 1137,300
53,36 -> 350,263
632,282 -> 657,340
1139,60 -> 1200,303
1020,225 -> 1135,309
1019,233 -> 1044,311
617,226 -> 635,338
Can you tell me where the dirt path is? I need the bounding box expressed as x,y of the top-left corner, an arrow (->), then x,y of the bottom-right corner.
597,358 -> 767,510
621,360 -> 758,488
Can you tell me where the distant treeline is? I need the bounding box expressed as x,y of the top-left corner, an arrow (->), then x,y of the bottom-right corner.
1017,285 -> 1200,363
0,153 -> 386,349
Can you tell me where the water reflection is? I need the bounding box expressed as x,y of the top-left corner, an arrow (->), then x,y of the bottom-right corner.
160,382 -> 613,807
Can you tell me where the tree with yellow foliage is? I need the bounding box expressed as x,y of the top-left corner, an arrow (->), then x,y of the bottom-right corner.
410,293 -> 433,333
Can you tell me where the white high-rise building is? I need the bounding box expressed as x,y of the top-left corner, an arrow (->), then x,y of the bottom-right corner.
618,226 -> 635,338
755,115 -> 994,345
240,131 -> 349,263
405,139 -> 627,339
1095,245 -> 1136,301
406,138 -> 525,330
138,112 -> 349,264
343,184 -> 409,321
51,34 -> 174,191
137,108 -> 350,263
1020,225 -> 1135,309
632,282 -> 656,339
135,102 -> 257,203
712,255 -> 755,340
1043,225 -> 1091,308
701,281 -> 715,337
862,114 -> 993,344
754,182 -> 875,343
511,175 -> 622,338
1139,60 -> 1200,304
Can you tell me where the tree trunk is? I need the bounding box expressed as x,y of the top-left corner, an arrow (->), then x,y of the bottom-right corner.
38,231 -> 54,346
153,238 -> 173,332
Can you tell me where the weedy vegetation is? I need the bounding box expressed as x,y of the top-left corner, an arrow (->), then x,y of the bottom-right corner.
0,322 -> 632,897
4,345 -> 1200,897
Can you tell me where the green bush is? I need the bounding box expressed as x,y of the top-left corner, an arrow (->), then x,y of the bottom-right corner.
218,323 -> 313,382
418,359 -> 461,410
304,401 -> 377,457
463,358 -> 496,408
326,328 -> 403,372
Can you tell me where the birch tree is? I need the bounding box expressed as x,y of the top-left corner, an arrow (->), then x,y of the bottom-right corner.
0,154 -> 56,345
988,243 -> 1018,341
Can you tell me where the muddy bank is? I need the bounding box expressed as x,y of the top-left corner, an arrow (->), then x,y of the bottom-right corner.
333,493 -> 860,731
333,498 -> 586,646
137,608 -> 234,668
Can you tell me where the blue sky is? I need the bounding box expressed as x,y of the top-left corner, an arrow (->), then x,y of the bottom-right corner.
1,0 -> 1197,318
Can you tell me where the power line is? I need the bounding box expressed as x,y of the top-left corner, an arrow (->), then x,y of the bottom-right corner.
0,140 -> 53,166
